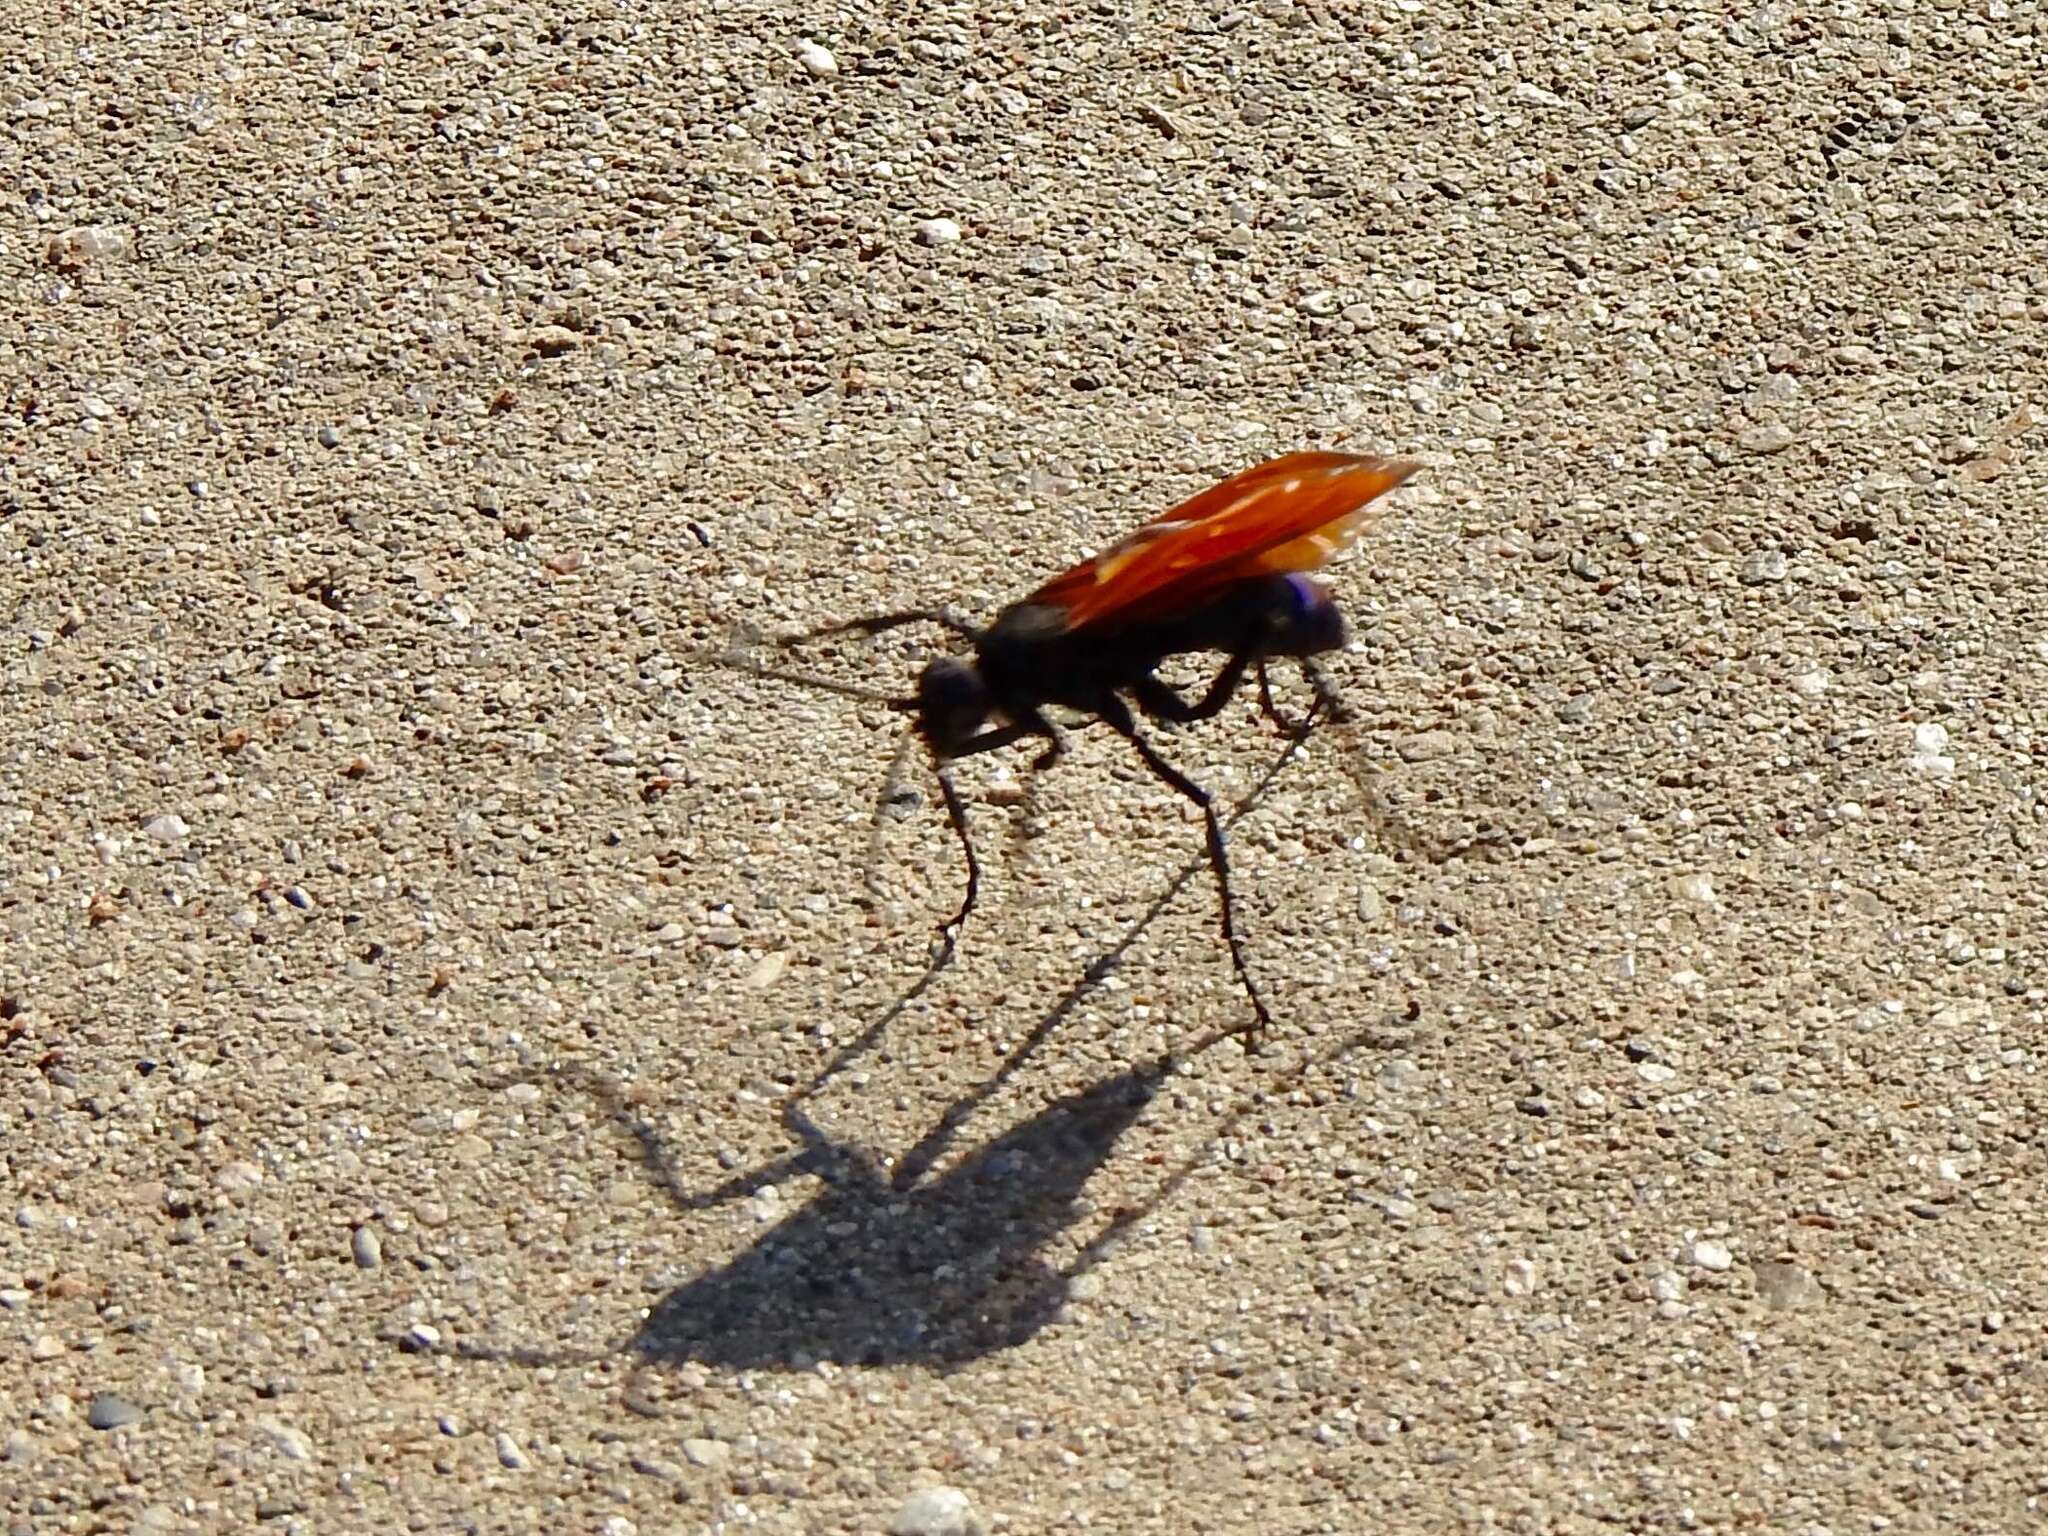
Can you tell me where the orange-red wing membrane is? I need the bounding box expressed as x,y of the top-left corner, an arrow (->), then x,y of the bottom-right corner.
1027,451 -> 1418,632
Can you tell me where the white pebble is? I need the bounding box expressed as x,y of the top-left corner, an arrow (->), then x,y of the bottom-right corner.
1688,1238 -> 1733,1272
796,39 -> 838,76
891,1486 -> 983,1536
257,1417 -> 314,1462
1907,721 -> 1955,778
216,1160 -> 265,1194
916,217 -> 963,247
1671,873 -> 1717,906
682,1438 -> 730,1468
45,224 -> 129,266
144,813 -> 190,843
1501,1258 -> 1538,1296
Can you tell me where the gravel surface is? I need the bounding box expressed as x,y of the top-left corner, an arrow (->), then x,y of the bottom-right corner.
5,2 -> 2047,1532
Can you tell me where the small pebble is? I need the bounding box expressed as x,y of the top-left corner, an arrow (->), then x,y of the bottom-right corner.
87,1394 -> 144,1431
1908,722 -> 1955,778
796,39 -> 838,76
916,217 -> 963,247
144,814 -> 190,843
351,1226 -> 382,1269
682,1438 -> 730,1469
1752,1260 -> 1816,1310
257,1416 -> 315,1462
890,1486 -> 984,1536
1396,729 -> 1457,763
1297,288 -> 1339,317
529,325 -> 580,357
1689,1239 -> 1734,1272
45,224 -> 128,266
1739,549 -> 1788,585
1672,873 -> 1717,905
495,1432 -> 528,1469
1737,422 -> 1795,454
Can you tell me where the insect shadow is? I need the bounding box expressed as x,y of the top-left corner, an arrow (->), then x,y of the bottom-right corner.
436,737 -> 1375,1377
721,450 -> 1420,1044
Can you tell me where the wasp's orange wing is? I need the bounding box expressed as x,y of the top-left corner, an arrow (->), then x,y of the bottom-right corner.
1028,451 -> 1418,631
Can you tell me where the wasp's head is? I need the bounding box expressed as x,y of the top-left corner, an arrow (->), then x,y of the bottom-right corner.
1266,574 -> 1347,657
913,656 -> 991,758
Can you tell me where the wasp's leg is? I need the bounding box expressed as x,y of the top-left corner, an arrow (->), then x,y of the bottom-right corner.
930,765 -> 982,966
941,706 -> 1062,769
1131,651 -> 1255,727
1097,697 -> 1275,1047
1253,656 -> 1353,738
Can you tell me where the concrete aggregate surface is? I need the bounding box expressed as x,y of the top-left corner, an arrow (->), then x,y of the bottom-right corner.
4,0 -> 2047,1531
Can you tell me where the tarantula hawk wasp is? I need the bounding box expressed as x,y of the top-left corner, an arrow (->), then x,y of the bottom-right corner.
734,449 -> 1419,1042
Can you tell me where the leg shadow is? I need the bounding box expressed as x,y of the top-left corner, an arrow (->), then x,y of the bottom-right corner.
447,727 -> 1375,1375
632,1049 -> 1175,1369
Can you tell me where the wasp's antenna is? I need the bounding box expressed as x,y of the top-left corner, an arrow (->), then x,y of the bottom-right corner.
779,609 -> 984,647
689,628 -> 916,709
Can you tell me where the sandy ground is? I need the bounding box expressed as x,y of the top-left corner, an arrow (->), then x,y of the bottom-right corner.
5,1 -> 2048,1532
